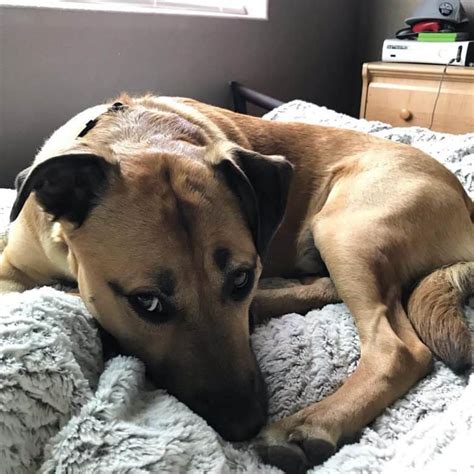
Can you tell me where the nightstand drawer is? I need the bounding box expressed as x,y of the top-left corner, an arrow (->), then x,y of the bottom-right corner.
361,62 -> 474,134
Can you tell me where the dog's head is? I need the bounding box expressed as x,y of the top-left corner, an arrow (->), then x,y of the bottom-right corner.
11,117 -> 293,441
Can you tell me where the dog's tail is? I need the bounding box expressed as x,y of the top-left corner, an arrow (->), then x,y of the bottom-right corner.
407,261 -> 473,374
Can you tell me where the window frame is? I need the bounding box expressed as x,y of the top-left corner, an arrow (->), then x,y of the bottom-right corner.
0,0 -> 268,20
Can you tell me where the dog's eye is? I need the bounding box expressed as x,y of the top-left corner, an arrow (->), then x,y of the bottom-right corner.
128,294 -> 164,319
136,295 -> 162,312
234,271 -> 249,288
230,270 -> 254,301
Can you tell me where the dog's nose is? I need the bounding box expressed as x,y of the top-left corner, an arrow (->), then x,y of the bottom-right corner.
192,374 -> 268,442
198,393 -> 267,442
212,401 -> 267,442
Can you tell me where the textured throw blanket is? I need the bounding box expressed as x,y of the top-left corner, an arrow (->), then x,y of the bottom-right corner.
0,102 -> 473,473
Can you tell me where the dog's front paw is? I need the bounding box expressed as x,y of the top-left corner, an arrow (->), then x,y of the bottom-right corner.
254,415 -> 337,473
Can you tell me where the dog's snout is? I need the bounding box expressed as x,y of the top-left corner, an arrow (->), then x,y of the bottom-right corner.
191,371 -> 268,442
196,392 -> 267,442
216,402 -> 267,442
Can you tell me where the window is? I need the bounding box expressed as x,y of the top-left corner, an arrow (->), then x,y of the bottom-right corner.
1,0 -> 268,19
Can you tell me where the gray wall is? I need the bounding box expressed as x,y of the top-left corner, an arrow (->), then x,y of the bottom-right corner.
357,0 -> 419,63
3,0 -> 473,188
0,0 -> 360,187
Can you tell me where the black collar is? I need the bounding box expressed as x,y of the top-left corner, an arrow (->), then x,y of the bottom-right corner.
77,101 -> 127,138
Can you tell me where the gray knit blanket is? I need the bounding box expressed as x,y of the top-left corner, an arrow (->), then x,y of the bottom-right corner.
0,101 -> 473,473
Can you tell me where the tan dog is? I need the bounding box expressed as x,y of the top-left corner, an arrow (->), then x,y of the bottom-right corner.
1,95 -> 472,473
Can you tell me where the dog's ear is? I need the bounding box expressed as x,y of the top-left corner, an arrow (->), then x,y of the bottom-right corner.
10,153 -> 115,225
216,149 -> 293,257
14,166 -> 32,191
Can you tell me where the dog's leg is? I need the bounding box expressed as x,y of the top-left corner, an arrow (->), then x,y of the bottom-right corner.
0,217 -> 59,293
256,226 -> 433,473
0,252 -> 38,292
252,276 -> 340,325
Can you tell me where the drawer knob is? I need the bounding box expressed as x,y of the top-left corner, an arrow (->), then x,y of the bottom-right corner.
399,108 -> 412,121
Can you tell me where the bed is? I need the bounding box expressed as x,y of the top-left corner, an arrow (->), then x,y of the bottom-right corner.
0,85 -> 472,473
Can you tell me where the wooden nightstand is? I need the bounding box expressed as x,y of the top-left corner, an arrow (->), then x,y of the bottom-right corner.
360,62 -> 474,134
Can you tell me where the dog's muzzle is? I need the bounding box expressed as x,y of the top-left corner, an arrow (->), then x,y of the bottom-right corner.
190,365 -> 268,442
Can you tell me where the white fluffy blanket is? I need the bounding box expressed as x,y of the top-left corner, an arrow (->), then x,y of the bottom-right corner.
0,102 -> 473,473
